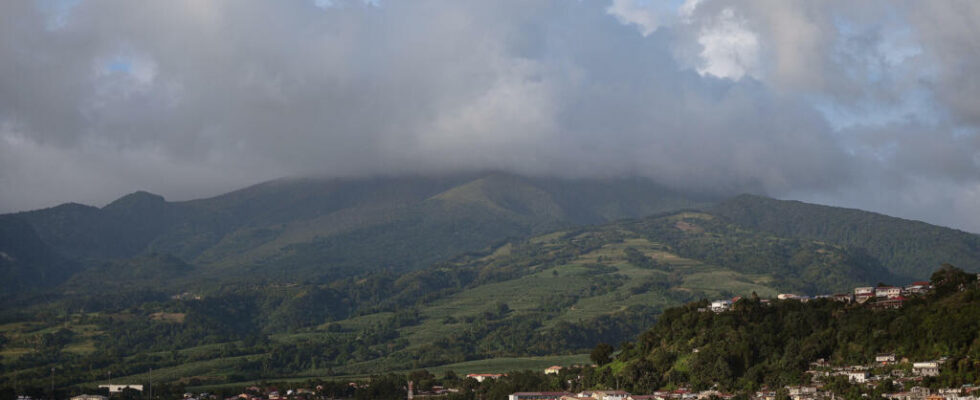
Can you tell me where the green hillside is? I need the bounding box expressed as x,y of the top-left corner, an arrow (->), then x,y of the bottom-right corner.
713,194 -> 980,280
0,216 -> 78,295
0,210 -> 898,389
608,266 -> 980,393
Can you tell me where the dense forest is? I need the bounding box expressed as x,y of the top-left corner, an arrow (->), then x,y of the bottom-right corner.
713,195 -> 980,280
607,265 -> 980,393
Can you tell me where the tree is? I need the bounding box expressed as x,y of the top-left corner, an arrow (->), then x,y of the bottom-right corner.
591,343 -> 614,366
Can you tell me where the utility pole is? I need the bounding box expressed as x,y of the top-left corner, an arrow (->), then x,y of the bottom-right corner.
50,367 -> 55,400
148,368 -> 153,400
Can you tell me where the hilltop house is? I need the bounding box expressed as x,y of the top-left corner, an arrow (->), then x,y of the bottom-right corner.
98,385 -> 144,393
833,293 -> 854,303
905,282 -> 932,294
913,362 -> 940,377
877,286 -> 903,298
545,365 -> 564,375
855,287 -> 875,303
711,300 -> 732,312
877,354 -> 897,365
467,373 -> 504,382
848,371 -> 870,383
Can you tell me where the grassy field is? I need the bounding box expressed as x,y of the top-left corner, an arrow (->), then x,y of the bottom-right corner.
187,353 -> 592,392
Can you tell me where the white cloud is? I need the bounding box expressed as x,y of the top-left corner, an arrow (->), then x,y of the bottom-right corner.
606,0 -> 669,36
696,8 -> 760,80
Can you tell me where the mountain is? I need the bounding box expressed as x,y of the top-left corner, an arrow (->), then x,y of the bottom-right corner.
0,215 -> 79,294
2,172 -> 713,292
0,210 -> 904,388
712,194 -> 980,280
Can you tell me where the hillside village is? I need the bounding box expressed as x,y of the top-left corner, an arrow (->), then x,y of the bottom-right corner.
702,279 -> 948,314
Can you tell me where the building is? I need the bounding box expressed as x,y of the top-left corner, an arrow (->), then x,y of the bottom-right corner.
786,386 -> 818,400
509,392 -> 572,400
833,293 -> 854,303
847,371 -> 869,383
71,395 -> 108,400
876,354 -> 897,364
855,287 -> 875,296
710,300 -> 732,312
545,365 -> 564,375
905,282 -> 932,294
468,373 -> 504,382
590,391 -> 631,400
877,287 -> 903,298
99,385 -> 144,393
913,362 -> 940,377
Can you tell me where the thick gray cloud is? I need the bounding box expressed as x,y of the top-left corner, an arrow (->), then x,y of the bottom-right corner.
1,0 -> 978,232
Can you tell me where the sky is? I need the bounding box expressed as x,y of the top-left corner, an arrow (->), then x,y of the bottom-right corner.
1,0 -> 979,232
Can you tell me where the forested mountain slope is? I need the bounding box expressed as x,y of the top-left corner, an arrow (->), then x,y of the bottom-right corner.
713,194 -> 980,280
1,173 -> 711,291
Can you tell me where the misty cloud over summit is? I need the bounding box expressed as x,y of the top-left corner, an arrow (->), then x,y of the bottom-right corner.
1,0 -> 979,231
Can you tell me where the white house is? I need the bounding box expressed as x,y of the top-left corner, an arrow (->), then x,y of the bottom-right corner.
710,300 -> 732,312
544,366 -> 564,375
876,287 -> 902,298
913,362 -> 940,377
98,385 -> 143,393
847,371 -> 869,383
468,374 -> 503,382
876,354 -> 896,364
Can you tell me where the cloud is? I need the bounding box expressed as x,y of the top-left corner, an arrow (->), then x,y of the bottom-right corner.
0,0 -> 978,232
695,7 -> 760,80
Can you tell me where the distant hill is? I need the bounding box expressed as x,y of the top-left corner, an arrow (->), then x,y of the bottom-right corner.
2,173 -> 712,291
0,216 -> 79,294
712,194 -> 980,280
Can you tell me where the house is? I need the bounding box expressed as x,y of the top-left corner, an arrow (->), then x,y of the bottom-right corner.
99,385 -> 144,393
590,390 -> 631,400
913,362 -> 940,377
777,294 -> 800,300
468,373 -> 504,382
854,287 -> 876,302
710,300 -> 732,312
786,386 -> 818,400
905,282 -> 932,294
877,354 -> 897,364
545,365 -> 564,375
877,286 -> 903,298
71,395 -> 108,400
833,293 -> 854,303
753,391 -> 776,400
508,392 -> 572,400
848,371 -> 870,383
